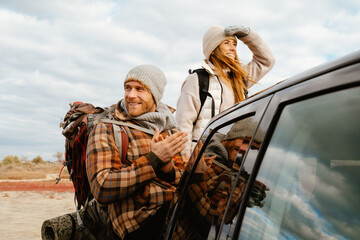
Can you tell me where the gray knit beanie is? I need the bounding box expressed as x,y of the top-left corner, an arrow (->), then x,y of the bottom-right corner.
223,118 -> 256,141
124,64 -> 167,105
202,26 -> 228,60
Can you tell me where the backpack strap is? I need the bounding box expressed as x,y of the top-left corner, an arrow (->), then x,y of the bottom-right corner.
101,119 -> 155,135
90,106 -> 115,127
189,68 -> 216,126
90,105 -> 156,135
112,124 -> 129,163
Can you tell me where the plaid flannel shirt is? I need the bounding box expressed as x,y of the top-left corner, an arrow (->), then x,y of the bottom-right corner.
86,105 -> 186,239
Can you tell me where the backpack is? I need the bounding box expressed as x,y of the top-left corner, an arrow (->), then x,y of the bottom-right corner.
58,102 -> 129,208
189,68 -> 215,126
189,68 -> 249,126
59,102 -> 155,208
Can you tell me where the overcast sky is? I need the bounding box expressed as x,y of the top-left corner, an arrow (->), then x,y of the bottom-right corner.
0,0 -> 359,161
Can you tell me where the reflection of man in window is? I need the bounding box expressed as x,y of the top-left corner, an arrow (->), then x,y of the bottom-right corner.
173,119 -> 267,239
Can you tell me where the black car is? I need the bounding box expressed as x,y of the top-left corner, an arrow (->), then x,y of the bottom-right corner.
162,50 -> 360,240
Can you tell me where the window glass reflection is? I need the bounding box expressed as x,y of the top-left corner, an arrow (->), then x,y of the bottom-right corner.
239,87 -> 360,240
168,116 -> 265,240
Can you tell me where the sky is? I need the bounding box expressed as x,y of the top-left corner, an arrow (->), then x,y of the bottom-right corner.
0,0 -> 359,161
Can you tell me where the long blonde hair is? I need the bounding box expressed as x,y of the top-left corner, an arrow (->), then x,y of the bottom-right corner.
209,48 -> 253,103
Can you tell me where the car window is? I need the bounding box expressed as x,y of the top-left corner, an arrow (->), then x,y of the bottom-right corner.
165,115 -> 260,240
238,87 -> 360,240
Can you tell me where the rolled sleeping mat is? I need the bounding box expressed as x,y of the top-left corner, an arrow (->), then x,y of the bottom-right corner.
41,211 -> 83,240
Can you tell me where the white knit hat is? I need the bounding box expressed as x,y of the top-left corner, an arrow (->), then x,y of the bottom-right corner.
124,64 -> 167,105
202,26 -> 228,60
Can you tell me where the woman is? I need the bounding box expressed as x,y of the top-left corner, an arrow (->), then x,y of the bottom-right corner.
176,25 -> 275,156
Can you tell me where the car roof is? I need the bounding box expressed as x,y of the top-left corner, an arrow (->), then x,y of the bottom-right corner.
250,50 -> 360,101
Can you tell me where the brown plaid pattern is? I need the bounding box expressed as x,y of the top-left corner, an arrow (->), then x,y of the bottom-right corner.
86,107 -> 186,239
172,164 -> 245,239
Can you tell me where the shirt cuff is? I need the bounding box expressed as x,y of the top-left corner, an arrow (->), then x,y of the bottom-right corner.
157,168 -> 176,182
146,151 -> 164,172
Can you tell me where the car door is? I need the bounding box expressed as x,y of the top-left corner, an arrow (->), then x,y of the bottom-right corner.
162,95 -> 272,240
226,62 -> 360,239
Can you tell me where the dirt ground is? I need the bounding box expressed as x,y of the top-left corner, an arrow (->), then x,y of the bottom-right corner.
0,180 -> 75,240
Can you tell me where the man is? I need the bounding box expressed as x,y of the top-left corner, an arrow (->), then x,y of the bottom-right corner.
86,64 -> 188,240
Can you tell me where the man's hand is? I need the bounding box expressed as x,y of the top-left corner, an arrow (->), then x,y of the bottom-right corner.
195,155 -> 216,173
151,128 -> 188,165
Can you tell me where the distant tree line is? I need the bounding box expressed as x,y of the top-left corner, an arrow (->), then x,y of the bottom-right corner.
0,152 -> 64,165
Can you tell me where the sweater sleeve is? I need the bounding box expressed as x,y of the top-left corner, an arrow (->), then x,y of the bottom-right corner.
175,73 -> 201,157
86,122 -> 157,205
240,30 -> 276,88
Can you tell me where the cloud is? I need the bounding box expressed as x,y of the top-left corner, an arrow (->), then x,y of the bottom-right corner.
0,0 -> 359,161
